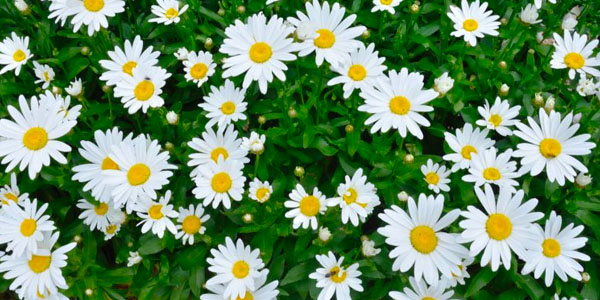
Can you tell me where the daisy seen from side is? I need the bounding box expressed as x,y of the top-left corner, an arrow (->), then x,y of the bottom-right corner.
329,168 -> 380,226
475,97 -> 521,136
248,178 -> 273,203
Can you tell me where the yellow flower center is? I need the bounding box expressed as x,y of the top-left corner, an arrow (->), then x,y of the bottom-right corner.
488,114 -> 502,127
461,145 -> 477,160
329,266 -> 347,283
463,19 -> 479,32
314,29 -> 335,49
20,218 -> 37,236
235,292 -> 254,300
122,61 -> 137,76
43,72 -> 50,81
165,7 -> 179,19
256,187 -> 270,201
101,157 -> 120,170
83,0 -> 104,12
347,64 -> 367,81
190,63 -> 208,79
299,195 -> 320,217
94,203 -> 109,216
249,42 -> 272,63
425,172 -> 440,185
182,215 -> 201,234
210,147 -> 229,163
483,167 -> 501,181
148,204 -> 164,220
410,225 -> 438,254
23,127 -> 48,151
486,213 -> 512,240
221,101 -> 236,115
380,0 -> 393,4
134,80 -> 155,101
13,49 -> 26,62
106,224 -> 118,234
539,138 -> 562,158
232,260 -> 250,279
127,163 -> 151,186
542,238 -> 561,258
4,193 -> 18,204
211,172 -> 232,193
422,297 -> 436,300
564,52 -> 585,69
389,96 -> 411,115
342,188 -> 367,207
28,255 -> 51,274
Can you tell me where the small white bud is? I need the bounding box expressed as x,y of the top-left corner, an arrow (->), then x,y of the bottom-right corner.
434,72 -> 454,96
562,13 -> 578,31
127,251 -> 142,267
536,32 -> 544,43
520,4 -> 541,25
581,272 -> 590,283
575,173 -> 592,188
73,235 -> 82,243
572,112 -> 582,124
174,48 -> 190,61
166,111 -> 178,125
403,154 -> 414,164
544,95 -> 555,113
14,0 -> 28,12
85,289 -> 93,296
397,191 -> 409,202
499,83 -> 510,96
318,227 -> 331,242
65,78 -> 83,97
361,239 -> 381,257
242,213 -> 253,224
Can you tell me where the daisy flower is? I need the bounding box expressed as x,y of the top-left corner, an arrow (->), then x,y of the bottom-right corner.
475,97 -> 521,136
421,159 -> 451,193
201,272 -> 279,300
103,223 -> 121,240
199,80 -> 247,128
372,0 -> 402,14
358,68 -> 438,139
288,0 -> 366,67
550,30 -> 600,79
65,77 -> 83,97
0,198 -> 55,256
0,173 -> 28,207
127,251 -> 142,267
175,204 -> 210,245
513,108 -> 596,186
192,156 -> 246,209
72,128 -> 132,203
248,178 -> 273,203
241,132 -> 266,155
0,95 -> 72,179
76,199 -> 121,231
102,134 -> 176,212
285,184 -> 330,230
462,147 -> 520,192
47,0 -> 126,36
447,255 -> 474,287
114,65 -> 171,114
309,252 -> 363,300
206,237 -> 267,300
32,62 -> 54,89
187,125 -> 249,177
443,123 -> 494,172
0,32 -> 32,76
329,168 -> 380,226
460,185 -> 544,271
447,0 -> 501,46
378,193 -> 468,285
99,36 -> 161,86
328,43 -> 387,99
521,211 -> 590,286
0,232 -> 76,299
220,13 -> 297,94
183,51 -> 216,87
38,91 -> 82,126
134,191 -> 178,238
389,277 -> 455,300
149,0 -> 189,25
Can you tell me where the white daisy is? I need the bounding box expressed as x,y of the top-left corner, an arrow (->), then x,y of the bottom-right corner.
103,223 -> 121,240
127,251 -> 142,267
285,184 -> 330,230
76,199 -> 121,231
309,251 -> 363,300
38,91 -> 81,125
206,237 -> 267,300
32,62 -> 54,90
329,168 -> 380,226
192,156 -> 246,210
187,124 -> 249,177
475,97 -> 521,136
462,147 -> 520,192
134,191 -> 178,238
0,32 -> 32,76
513,108 -> 596,186
378,193 -> 468,285
328,43 -> 387,99
114,65 -> 171,114
0,198 -> 55,257
521,211 -> 590,286
1,173 -> 28,207
99,35 -> 161,86
241,132 -> 266,155
220,13 -> 298,94
447,0 -> 501,46
447,255 -> 474,287
248,178 -> 273,203
0,95 -> 72,179
358,68 -> 438,139
459,185 -> 544,271
175,204 -> 210,245
65,77 -> 83,97
47,0 -> 126,36
149,0 -> 189,25
421,159 -> 451,193
372,0 -> 402,14
389,277 -> 455,300
201,273 -> 279,300
199,80 -> 248,128
288,0 -> 366,67
183,50 -> 216,87
443,123 -> 494,172
550,30 -> 600,79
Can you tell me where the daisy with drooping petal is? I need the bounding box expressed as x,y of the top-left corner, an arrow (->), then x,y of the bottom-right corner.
447,0 -> 501,46
32,62 -> 54,89
358,68 -> 438,139
47,0 -> 126,36
192,156 -> 246,210
462,147 -> 520,192
329,168 -> 380,226
288,0 -> 366,67
76,199 -> 121,231
372,0 -> 402,14
513,108 -> 596,186
0,32 -> 32,76
421,159 -> 451,193
460,185 -> 543,271
134,191 -> 178,238
206,237 -> 267,300
114,65 -> 171,114
389,277 -> 455,300
187,125 -> 249,177
1,173 -> 28,207
378,193 -> 468,285
175,204 -> 210,245
443,123 -> 494,172
0,198 -> 55,257
199,80 -> 248,128
475,97 -> 521,136
99,36 -> 161,86
550,30 -> 600,79
328,43 -> 387,99
285,184 -> 330,230
183,51 -> 216,87
248,178 -> 273,203
0,95 -> 72,179
309,252 -> 363,300
521,211 -> 590,286
241,132 -> 266,155
149,0 -> 189,25
201,273 -> 278,300
220,13 -> 297,94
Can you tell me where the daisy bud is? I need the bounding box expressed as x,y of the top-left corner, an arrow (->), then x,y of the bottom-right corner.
544,95 -> 555,113
217,7 -> 225,16
397,191 -> 409,202
166,111 -> 178,125
288,107 -> 298,118
519,4 -> 541,25
410,3 -> 420,13
536,32 -> 544,43
581,272 -> 591,283
361,29 -> 371,39
294,166 -> 305,177
499,83 -> 510,96
403,154 -> 414,164
434,72 -> 454,95
85,289 -> 93,296
500,18 -> 508,25
360,235 -> 369,242
345,124 -> 354,133
101,84 -> 112,93
562,13 -> 577,31
127,242 -> 134,247
80,46 -> 90,56
127,251 -> 142,267
318,227 -> 331,242
165,142 -> 174,151
174,47 -> 189,61
242,213 -> 253,224
14,0 -> 29,13
533,92 -> 544,107
51,86 -> 62,95
73,235 -> 82,243
573,112 -> 582,124
236,5 -> 246,14
576,78 -> 597,97
541,38 -> 555,45
361,239 -> 381,257
258,115 -> 267,124
204,38 -> 214,50
498,61 -> 508,69
528,48 -> 535,54
575,173 -> 592,188
65,78 -> 83,98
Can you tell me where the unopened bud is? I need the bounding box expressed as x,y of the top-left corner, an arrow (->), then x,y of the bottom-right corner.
498,61 -> 507,69
345,124 -> 354,133
403,154 -> 414,164
80,46 -> 90,56
102,85 -> 112,93
236,5 -> 246,14
204,38 -> 213,50
581,272 -> 590,283
533,92 -> 544,107
397,191 -> 409,202
85,289 -> 93,296
165,142 -> 174,151
410,3 -> 420,13
73,235 -> 82,243
217,8 -> 225,16
288,107 -> 298,118
499,84 -> 510,96
294,166 -> 305,177
242,213 -> 253,224
361,30 -> 370,39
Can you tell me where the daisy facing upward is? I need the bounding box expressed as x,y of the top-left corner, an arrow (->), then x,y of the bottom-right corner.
550,30 -> 600,80
420,159 -> 451,193
329,168 -> 380,226
447,0 -> 501,46
309,251 -> 363,300
99,35 -> 161,86
199,80 -> 248,128
475,97 -> 521,136
285,184 -> 331,230
0,32 -> 32,76
443,123 -> 495,172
